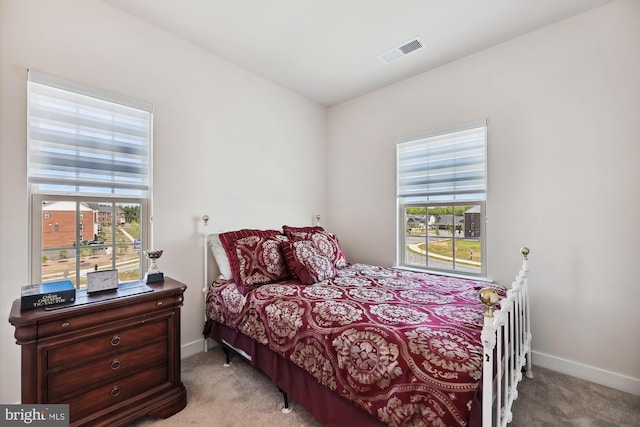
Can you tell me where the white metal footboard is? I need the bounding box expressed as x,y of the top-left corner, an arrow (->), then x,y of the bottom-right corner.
480,247 -> 533,427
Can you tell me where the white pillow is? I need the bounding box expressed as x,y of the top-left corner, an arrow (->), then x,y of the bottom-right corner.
210,234 -> 232,281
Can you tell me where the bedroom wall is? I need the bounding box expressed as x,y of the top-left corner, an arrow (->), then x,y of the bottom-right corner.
327,0 -> 640,394
0,0 -> 326,404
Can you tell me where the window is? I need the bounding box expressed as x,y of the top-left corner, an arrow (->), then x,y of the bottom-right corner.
396,119 -> 487,277
28,70 -> 153,288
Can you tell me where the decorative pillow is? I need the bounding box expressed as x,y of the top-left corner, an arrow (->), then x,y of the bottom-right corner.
282,225 -> 325,239
282,239 -> 337,285
218,229 -> 282,284
210,234 -> 232,281
234,234 -> 290,294
285,230 -> 347,269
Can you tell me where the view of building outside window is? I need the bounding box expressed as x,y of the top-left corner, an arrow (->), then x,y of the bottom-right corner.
41,200 -> 142,288
404,204 -> 482,274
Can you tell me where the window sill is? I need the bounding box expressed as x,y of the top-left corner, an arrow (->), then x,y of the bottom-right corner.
392,265 -> 492,283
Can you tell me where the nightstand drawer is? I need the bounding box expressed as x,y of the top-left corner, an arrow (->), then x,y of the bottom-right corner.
37,295 -> 176,339
47,319 -> 168,369
61,364 -> 168,421
48,339 -> 167,401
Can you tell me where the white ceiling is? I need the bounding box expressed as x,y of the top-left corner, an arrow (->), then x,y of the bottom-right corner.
104,0 -> 610,107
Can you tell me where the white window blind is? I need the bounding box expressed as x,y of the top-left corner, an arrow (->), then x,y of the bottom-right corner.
27,70 -> 152,197
397,120 -> 487,200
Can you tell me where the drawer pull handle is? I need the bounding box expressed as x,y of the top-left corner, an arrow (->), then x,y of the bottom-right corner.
61,322 -> 70,328
156,301 -> 163,306
110,386 -> 121,397
111,359 -> 121,370
111,335 -> 121,346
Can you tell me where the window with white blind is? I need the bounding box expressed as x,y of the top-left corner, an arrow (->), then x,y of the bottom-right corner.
28,71 -> 153,287
396,119 -> 487,277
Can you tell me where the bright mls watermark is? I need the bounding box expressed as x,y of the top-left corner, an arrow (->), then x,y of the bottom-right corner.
1,405 -> 68,426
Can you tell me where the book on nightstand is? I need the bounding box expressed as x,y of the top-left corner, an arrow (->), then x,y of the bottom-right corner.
21,280 -> 76,311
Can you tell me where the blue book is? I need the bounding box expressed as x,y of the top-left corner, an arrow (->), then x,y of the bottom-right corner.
21,280 -> 76,311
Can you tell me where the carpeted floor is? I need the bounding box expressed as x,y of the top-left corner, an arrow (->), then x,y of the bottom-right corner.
129,348 -> 640,426
509,364 -> 640,427
129,348 -> 320,427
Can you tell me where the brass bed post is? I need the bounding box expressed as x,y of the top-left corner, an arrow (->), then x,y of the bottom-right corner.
521,247 -> 534,380
480,287 -> 500,427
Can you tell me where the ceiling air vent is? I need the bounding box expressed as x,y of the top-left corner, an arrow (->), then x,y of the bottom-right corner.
378,37 -> 423,64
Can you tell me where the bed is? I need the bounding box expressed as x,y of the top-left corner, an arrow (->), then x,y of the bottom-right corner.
201,216 -> 532,427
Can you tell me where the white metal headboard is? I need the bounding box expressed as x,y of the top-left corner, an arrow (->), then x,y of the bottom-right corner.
201,214 -> 212,352
200,213 -> 322,352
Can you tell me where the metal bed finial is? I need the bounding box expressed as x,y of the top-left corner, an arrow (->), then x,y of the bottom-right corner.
479,288 -> 499,318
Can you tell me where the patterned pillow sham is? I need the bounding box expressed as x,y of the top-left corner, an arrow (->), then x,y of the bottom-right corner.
284,229 -> 347,269
218,229 -> 282,285
282,239 -> 337,285
282,224 -> 325,239
234,234 -> 290,294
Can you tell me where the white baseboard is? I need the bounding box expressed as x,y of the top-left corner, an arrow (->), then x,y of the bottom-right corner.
532,350 -> 640,396
181,337 -> 218,359
181,338 -> 206,359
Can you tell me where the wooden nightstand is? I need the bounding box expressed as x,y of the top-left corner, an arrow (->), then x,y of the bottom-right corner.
9,277 -> 188,427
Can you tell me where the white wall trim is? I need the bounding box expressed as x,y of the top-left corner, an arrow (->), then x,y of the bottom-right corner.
532,351 -> 640,396
181,337 -> 221,359
181,338 -> 206,359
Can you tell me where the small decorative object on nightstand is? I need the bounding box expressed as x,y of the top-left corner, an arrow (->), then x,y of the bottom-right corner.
86,269 -> 119,293
144,249 -> 164,283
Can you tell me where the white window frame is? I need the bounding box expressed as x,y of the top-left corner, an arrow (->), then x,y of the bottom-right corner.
396,119 -> 487,278
27,70 -> 153,285
398,201 -> 486,277
32,195 -> 148,285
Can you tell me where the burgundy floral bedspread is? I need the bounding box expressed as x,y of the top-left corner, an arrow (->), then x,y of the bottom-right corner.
205,263 -> 505,427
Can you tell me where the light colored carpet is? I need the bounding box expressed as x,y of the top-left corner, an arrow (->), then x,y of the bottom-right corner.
509,365 -> 640,427
129,348 -> 640,426
129,348 -> 320,427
